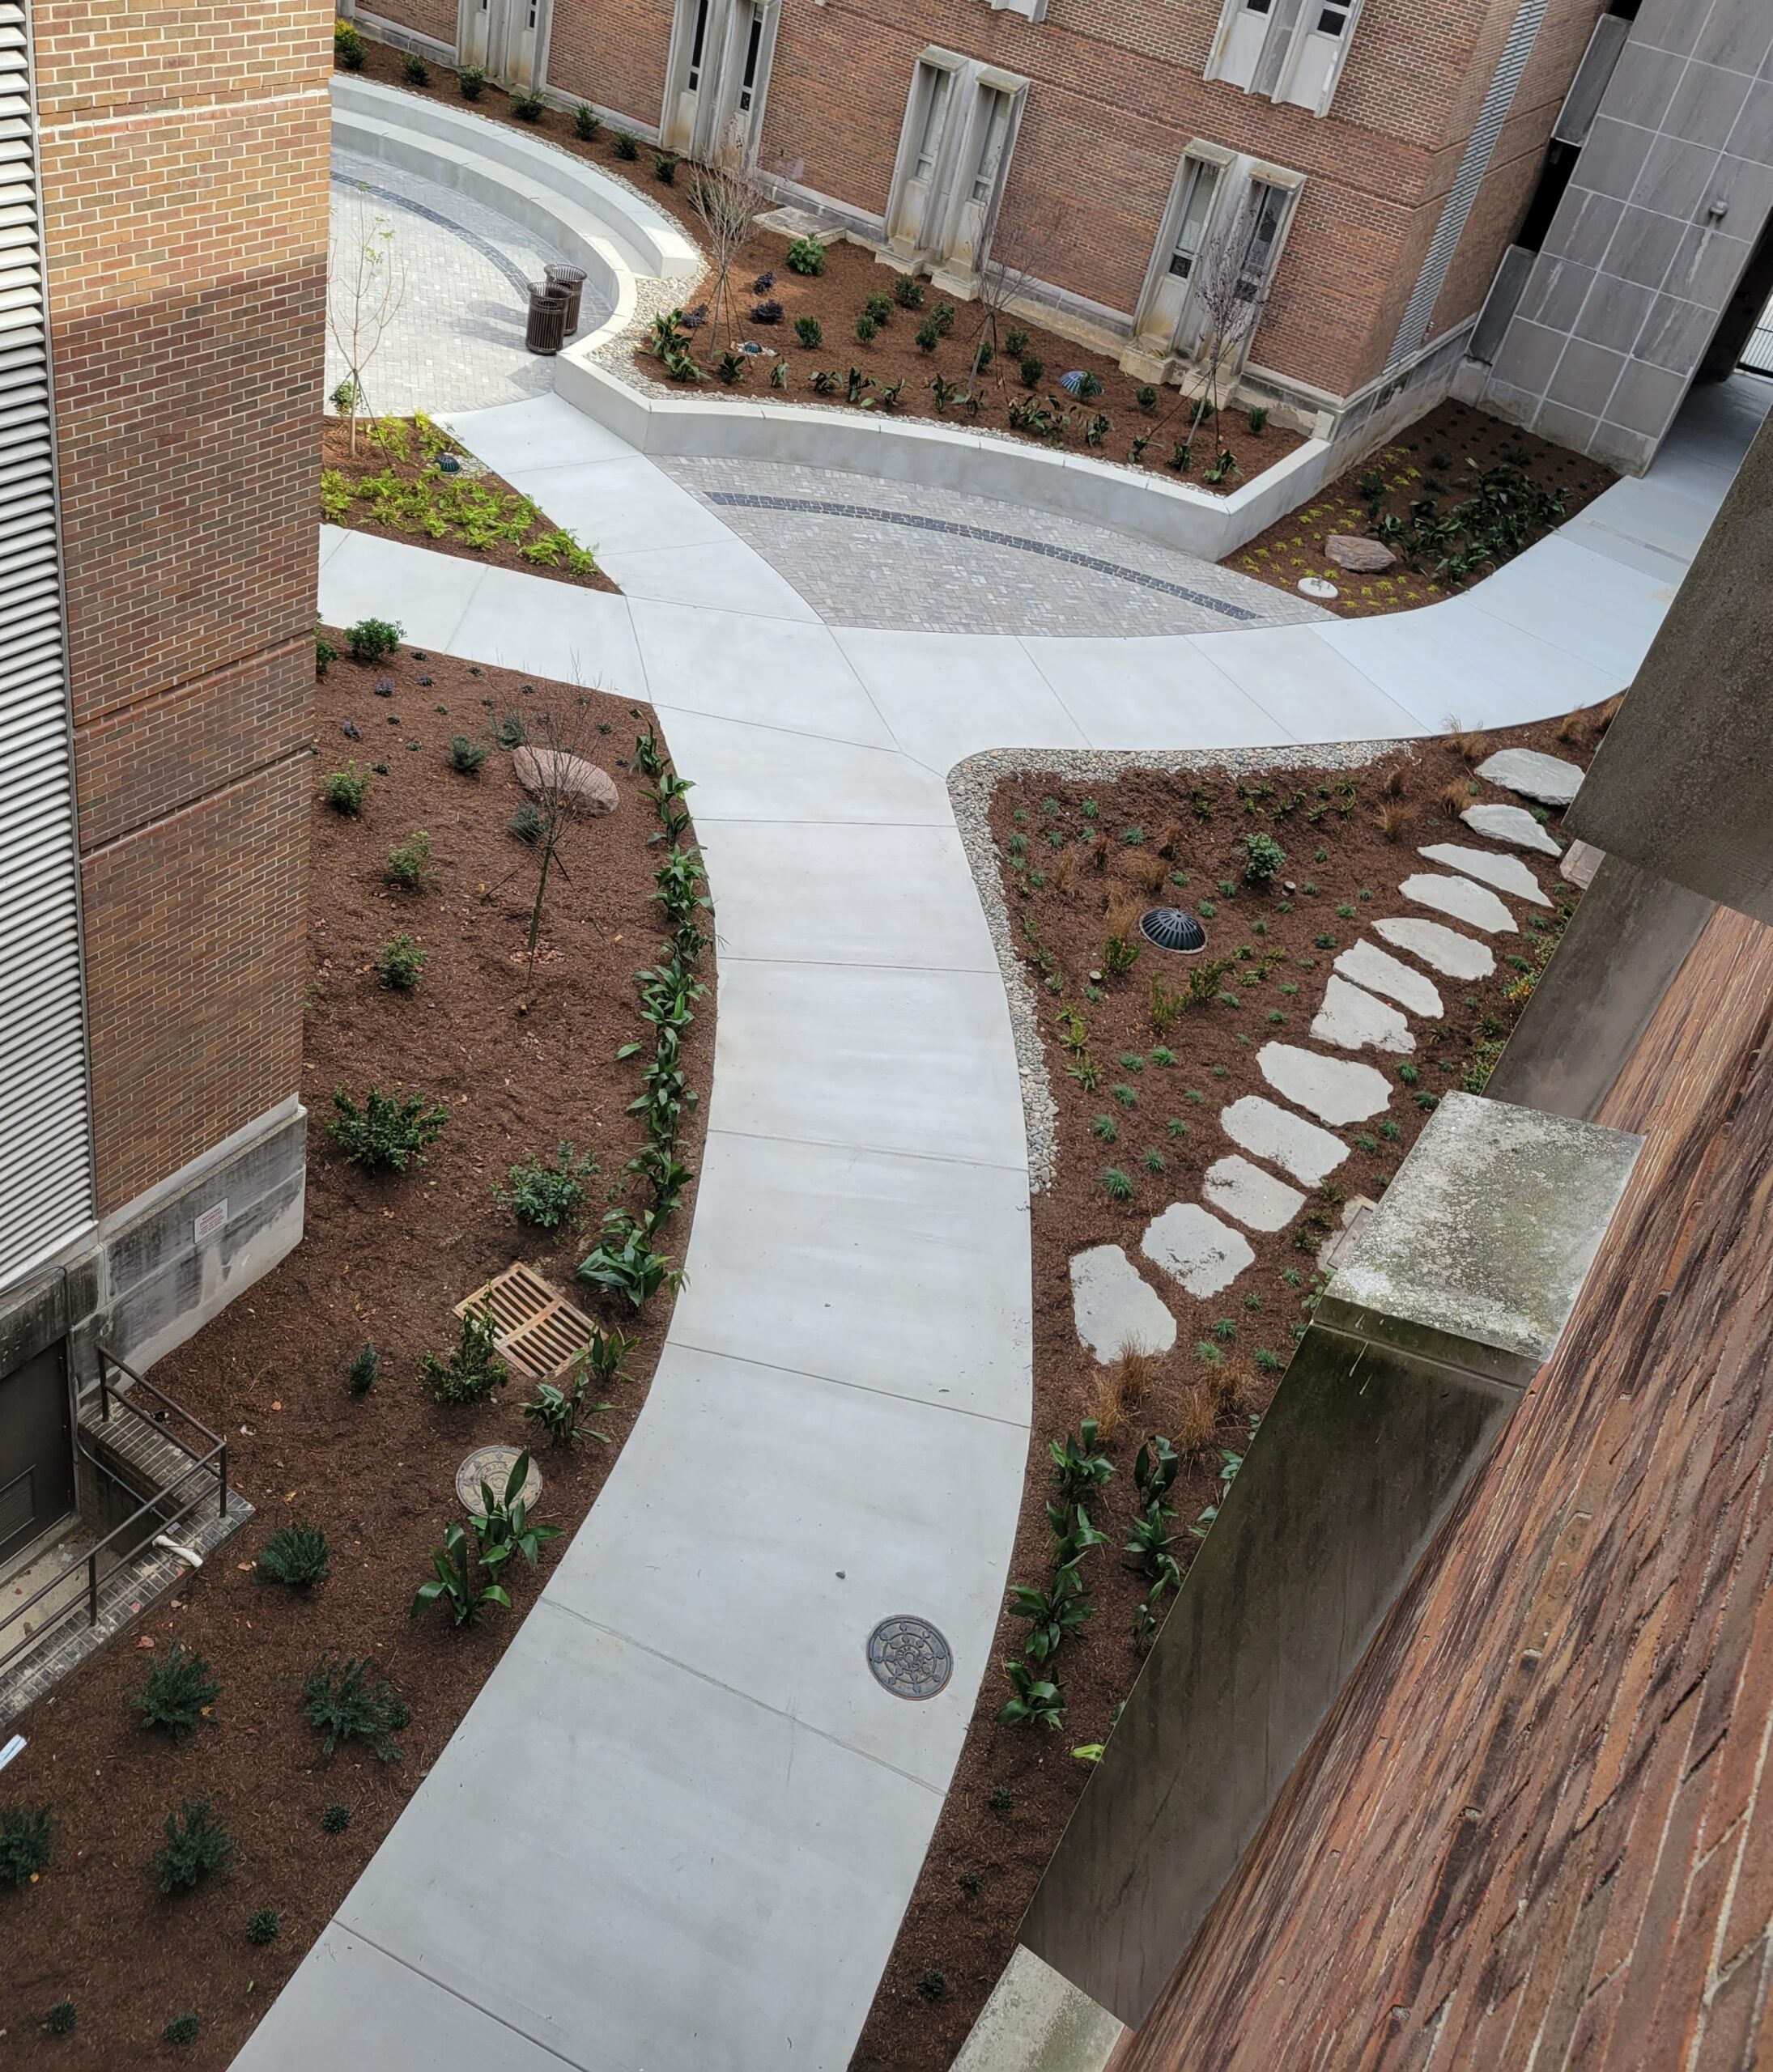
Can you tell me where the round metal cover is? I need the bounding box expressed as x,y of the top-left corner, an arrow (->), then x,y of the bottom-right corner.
1299,574 -> 1340,600
455,1444 -> 541,1514
867,1616 -> 953,1700
1139,906 -> 1208,954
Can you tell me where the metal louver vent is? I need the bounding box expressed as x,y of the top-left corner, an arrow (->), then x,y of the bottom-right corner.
0,0 -> 92,1289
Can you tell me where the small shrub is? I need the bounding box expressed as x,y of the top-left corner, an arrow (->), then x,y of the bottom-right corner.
751,270 -> 776,292
134,1643 -> 219,1742
246,1908 -> 282,1945
322,764 -> 369,815
750,298 -> 784,325
893,275 -> 925,308
316,631 -> 337,679
376,932 -> 426,991
385,829 -> 433,890
577,1209 -> 680,1311
402,51 -> 430,86
45,2001 -> 76,2035
573,101 -> 599,139
345,616 -> 401,664
0,1803 -> 52,1887
333,20 -> 366,69
302,1657 -> 411,1761
1397,1062 -> 1420,1085
863,291 -> 894,324
854,311 -> 878,343
511,88 -> 546,122
347,1341 -> 381,1395
1136,384 -> 1159,411
785,234 -> 826,275
257,1524 -> 331,1589
916,318 -> 941,352
321,1802 -> 351,1834
420,1301 -> 508,1407
1018,353 -> 1044,387
1241,832 -> 1286,884
494,1140 -> 598,1230
457,62 -> 487,98
509,801 -> 543,844
1099,1166 -> 1133,1202
653,151 -> 678,182
1248,404 -> 1270,435
163,2015 -> 202,2047
328,1086 -> 448,1173
523,1373 -> 610,1450
613,130 -> 638,159
919,1969 -> 948,2002
997,1659 -> 1065,1730
449,733 -> 487,775
793,314 -> 823,349
154,1798 -> 232,1894
714,349 -> 746,384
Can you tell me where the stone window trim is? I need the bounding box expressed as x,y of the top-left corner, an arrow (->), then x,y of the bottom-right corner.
884,48 -> 1031,287
1205,0 -> 1367,117
661,0 -> 783,161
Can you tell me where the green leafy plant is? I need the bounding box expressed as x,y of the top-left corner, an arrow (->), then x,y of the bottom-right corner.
919,1969 -> 947,2002
345,617 -> 402,663
466,1449 -> 563,1584
321,1802 -> 351,1834
916,318 -> 941,352
257,1524 -> 331,1589
1049,1417 -> 1113,1505
376,932 -> 426,991
347,1340 -> 381,1395
1248,404 -> 1270,434
315,631 -> 337,678
785,234 -> 826,275
613,129 -> 639,159
420,1301 -> 508,1407
329,1086 -> 447,1173
1007,1562 -> 1092,1663
494,1140 -> 599,1230
1099,1166 -> 1133,1202
134,1644 -> 219,1742
449,733 -> 487,775
153,1798 -> 232,1894
511,87 -> 546,121
997,1658 -> 1065,1729
333,19 -> 367,67
302,1657 -> 411,1761
577,1208 -> 681,1310
163,2014 -> 202,2046
0,1803 -> 52,1887
572,100 -> 600,138
793,314 -> 823,349
1167,440 -> 1194,474
247,1908 -> 282,1945
523,1371 -> 611,1449
402,51 -> 430,85
1241,832 -> 1286,884
385,829 -> 433,890
893,275 -> 925,308
854,310 -> 878,343
322,764 -> 369,815
44,2000 -> 76,2035
412,1521 -> 509,1626
652,150 -> 678,182
457,62 -> 487,98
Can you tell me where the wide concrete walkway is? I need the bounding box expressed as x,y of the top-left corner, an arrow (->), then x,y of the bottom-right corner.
244,371 -> 1770,2072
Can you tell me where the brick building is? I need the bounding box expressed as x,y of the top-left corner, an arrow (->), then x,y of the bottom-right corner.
0,2 -> 327,1650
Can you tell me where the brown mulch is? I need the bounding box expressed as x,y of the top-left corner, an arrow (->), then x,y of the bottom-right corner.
320,416 -> 620,592
335,40 -> 1299,488
1230,398 -> 1618,617
0,640 -> 709,2066
850,703 -> 1614,2070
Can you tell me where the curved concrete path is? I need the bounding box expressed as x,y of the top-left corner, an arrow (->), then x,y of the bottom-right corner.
242,372 -> 1771,2072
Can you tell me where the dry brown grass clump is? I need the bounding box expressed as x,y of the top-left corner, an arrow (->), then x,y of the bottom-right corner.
1448,725 -> 1487,763
1593,691 -> 1624,733
1379,764 -> 1408,798
1155,820 -> 1185,860
1440,780 -> 1473,820
1093,1344 -> 1159,1439
1376,800 -> 1415,843
1104,893 -> 1142,939
1051,847 -> 1074,896
1124,853 -> 1169,896
1175,1378 -> 1227,1459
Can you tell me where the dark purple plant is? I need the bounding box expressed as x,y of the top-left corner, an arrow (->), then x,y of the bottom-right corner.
749,299 -> 784,325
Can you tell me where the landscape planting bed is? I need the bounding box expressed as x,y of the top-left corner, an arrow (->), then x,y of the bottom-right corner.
0,640 -> 709,2067
852,706 -> 1610,2070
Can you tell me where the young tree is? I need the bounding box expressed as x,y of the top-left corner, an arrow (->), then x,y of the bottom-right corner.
508,694 -> 606,1001
965,200 -> 1063,386
328,185 -> 407,453
686,122 -> 770,350
1176,202 -> 1276,469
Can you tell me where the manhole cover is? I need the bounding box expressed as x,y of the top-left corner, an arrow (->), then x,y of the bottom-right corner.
1139,906 -> 1208,954
1299,574 -> 1340,600
867,1616 -> 953,1700
455,1445 -> 541,1514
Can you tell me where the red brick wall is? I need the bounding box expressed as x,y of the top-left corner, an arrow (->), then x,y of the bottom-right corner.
545,0 -> 677,130
34,2 -> 329,1213
362,0 -> 461,47
1119,908 -> 1773,2072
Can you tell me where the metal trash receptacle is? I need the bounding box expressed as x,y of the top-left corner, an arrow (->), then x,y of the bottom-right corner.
544,264 -> 588,335
525,282 -> 569,355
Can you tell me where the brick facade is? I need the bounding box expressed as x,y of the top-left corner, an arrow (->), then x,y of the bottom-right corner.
34,0 -> 329,1214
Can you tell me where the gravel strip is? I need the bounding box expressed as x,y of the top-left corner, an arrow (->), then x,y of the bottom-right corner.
948,741 -> 1405,1196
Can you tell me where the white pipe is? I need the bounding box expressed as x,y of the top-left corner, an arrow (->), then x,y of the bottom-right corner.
152,1535 -> 203,1569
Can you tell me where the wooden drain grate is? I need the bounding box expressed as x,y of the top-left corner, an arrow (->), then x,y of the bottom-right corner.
454,1263 -> 601,1383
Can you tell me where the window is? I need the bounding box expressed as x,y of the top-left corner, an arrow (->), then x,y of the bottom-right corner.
913,67 -> 952,182
1235,179 -> 1290,300
525,0 -> 539,26
970,89 -> 1013,206
1209,0 -> 1363,113
736,4 -> 765,113
1315,0 -> 1351,31
1167,159 -> 1222,279
686,0 -> 711,91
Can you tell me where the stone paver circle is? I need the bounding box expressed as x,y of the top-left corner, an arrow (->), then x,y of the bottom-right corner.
866,1616 -> 954,1700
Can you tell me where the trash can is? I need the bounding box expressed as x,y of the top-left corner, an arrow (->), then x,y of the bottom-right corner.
525,281 -> 569,356
544,263 -> 588,336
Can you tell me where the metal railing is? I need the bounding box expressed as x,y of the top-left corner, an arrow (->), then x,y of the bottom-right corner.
0,1348 -> 231,1682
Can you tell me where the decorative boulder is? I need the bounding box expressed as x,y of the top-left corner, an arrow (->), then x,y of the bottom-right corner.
1324,533 -> 1396,572
512,745 -> 619,817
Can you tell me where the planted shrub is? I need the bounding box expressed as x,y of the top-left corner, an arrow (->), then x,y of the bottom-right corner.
247,1908 -> 282,1945
1018,353 -> 1044,388
316,631 -> 337,679
1136,384 -> 1159,411
751,270 -> 776,292
511,88 -> 546,121
784,234 -> 826,275
1004,329 -> 1029,356
347,1340 -> 381,1395
749,297 -> 784,325
509,801 -> 543,845
997,1658 -> 1065,1729
45,2001 -> 76,2035
466,1448 -> 563,1584
385,829 -> 433,890
1241,832 -> 1286,885
345,616 -> 402,663
322,764 -> 369,815
494,1140 -> 599,1229
573,101 -> 599,139
134,1643 -> 219,1742
449,733 -> 487,775
523,1372 -> 610,1449
302,1657 -> 411,1761
793,314 -> 823,349
1248,403 -> 1270,435
577,1208 -> 680,1310
163,2015 -> 202,2047
328,1085 -> 448,1172
257,1523 -> 332,1589
613,129 -> 638,159
893,275 -> 925,309
458,63 -> 487,99
153,1798 -> 232,1894
402,52 -> 430,86
376,932 -> 427,991
321,1802 -> 351,1833
915,318 -> 942,353
714,349 -> 746,384
333,20 -> 367,68
653,151 -> 678,183
854,311 -> 878,343
421,1301 -> 508,1407
862,291 -> 894,325
0,1803 -> 52,1887
412,1521 -> 509,1626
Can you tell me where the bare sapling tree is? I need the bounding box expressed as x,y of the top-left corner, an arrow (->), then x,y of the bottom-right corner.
508,690 -> 606,1002
966,201 -> 1063,386
328,185 -> 407,453
1171,207 -> 1273,475
687,122 -> 771,350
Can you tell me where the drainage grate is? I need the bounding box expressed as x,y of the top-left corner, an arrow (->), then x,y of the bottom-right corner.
454,1263 -> 600,1382
1139,906 -> 1208,954
867,1616 -> 953,1700
455,1445 -> 542,1514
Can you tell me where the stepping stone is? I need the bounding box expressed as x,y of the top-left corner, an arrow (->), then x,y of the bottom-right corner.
1312,974 -> 1414,1054
1202,1155 -> 1305,1233
1069,1245 -> 1176,1365
1374,915 -> 1497,980
1334,940 -> 1443,1019
1474,747 -> 1584,806
1461,803 -> 1562,856
1561,838 -> 1603,889
1219,1094 -> 1349,1186
1418,843 -> 1550,906
1140,1203 -> 1255,1298
1257,1042 -> 1392,1125
1399,873 -> 1516,933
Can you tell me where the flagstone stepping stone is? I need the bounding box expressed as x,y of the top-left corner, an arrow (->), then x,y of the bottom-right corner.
1474,747 -> 1584,805
1461,802 -> 1562,856
1373,915 -> 1497,980
1140,1203 -> 1255,1298
1069,1245 -> 1176,1365
1219,1094 -> 1349,1185
1419,843 -> 1550,906
1333,940 -> 1443,1019
1202,1155 -> 1305,1233
1312,974 -> 1415,1054
1257,1042 -> 1392,1125
1399,872 -> 1516,933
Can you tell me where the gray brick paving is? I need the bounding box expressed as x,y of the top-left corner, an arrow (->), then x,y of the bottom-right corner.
657,457 -> 1324,635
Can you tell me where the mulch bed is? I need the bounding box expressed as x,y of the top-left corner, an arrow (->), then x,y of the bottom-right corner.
0,641 -> 710,2066
335,40 -> 1300,488
1230,398 -> 1617,617
321,416 -> 620,592
850,703 -> 1614,2070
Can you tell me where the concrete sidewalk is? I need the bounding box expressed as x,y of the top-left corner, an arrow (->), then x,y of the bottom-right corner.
245,372 -> 1770,2072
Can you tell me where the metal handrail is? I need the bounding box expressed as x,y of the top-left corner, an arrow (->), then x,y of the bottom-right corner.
0,1349 -> 231,1684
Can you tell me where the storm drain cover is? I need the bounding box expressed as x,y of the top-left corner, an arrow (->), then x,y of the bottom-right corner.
455,1444 -> 542,1514
1139,906 -> 1208,954
867,1616 -> 952,1700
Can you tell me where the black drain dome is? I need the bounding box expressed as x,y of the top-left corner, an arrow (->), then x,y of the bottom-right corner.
1139,906 -> 1207,953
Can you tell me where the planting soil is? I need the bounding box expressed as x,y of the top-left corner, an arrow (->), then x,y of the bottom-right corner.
0,639 -> 710,2066
321,414 -> 619,592
851,703 -> 1613,2070
334,38 -> 1300,488
1231,398 -> 1616,617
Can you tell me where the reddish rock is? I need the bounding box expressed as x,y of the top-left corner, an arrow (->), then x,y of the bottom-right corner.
1324,533 -> 1396,572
